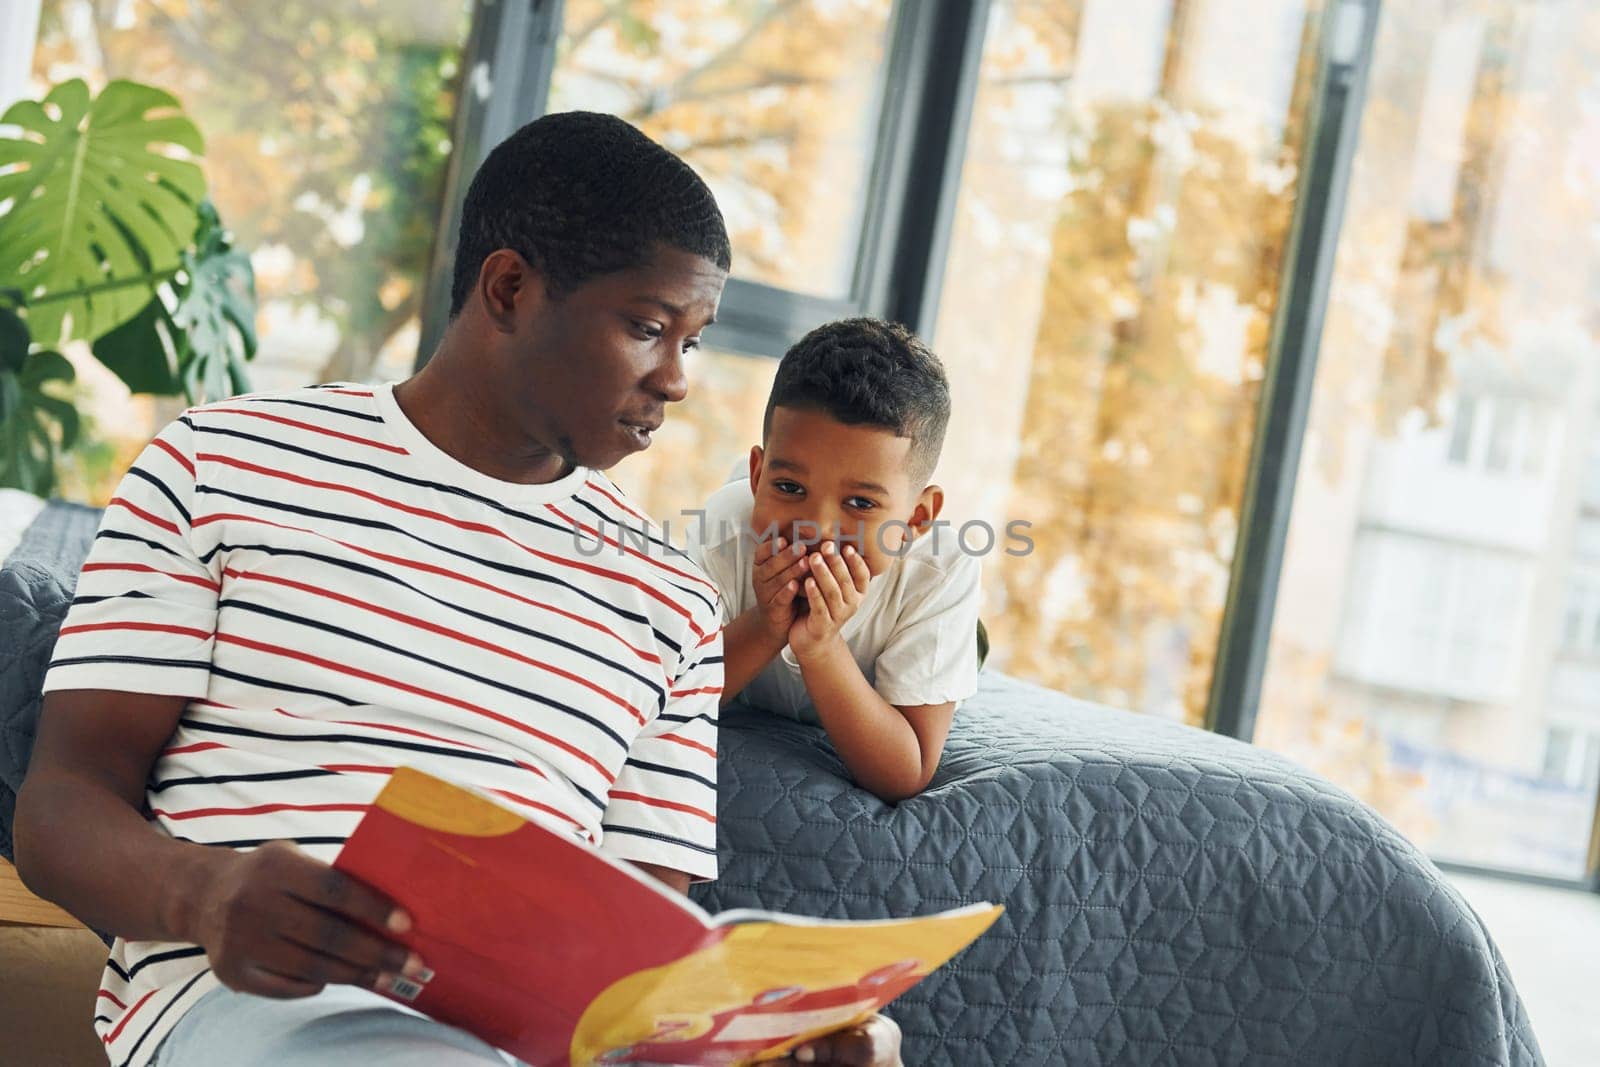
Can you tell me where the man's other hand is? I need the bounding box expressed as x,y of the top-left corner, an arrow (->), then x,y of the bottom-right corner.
772,1013 -> 903,1067
188,840 -> 425,999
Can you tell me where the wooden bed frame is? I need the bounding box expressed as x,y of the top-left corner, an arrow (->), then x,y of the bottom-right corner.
0,857 -> 80,928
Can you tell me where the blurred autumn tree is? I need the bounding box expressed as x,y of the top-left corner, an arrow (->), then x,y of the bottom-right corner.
551,0 -> 894,298
935,0 -> 1323,725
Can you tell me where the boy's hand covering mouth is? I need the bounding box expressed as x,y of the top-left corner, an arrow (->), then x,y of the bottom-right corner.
787,541 -> 872,660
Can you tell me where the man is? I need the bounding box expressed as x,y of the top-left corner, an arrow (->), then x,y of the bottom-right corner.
16,111 -> 899,1067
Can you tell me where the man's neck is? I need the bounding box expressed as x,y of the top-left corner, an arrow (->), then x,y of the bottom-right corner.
393,345 -> 573,486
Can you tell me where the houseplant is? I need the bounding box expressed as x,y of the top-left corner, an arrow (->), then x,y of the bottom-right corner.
0,77 -> 257,495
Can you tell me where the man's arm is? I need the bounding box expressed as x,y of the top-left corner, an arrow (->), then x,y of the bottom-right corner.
631,861 -> 691,896
17,689 -> 420,997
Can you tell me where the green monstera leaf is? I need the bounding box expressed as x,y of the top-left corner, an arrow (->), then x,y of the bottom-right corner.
173,202 -> 257,402
0,304 -> 78,496
92,203 -> 256,403
0,79 -> 205,347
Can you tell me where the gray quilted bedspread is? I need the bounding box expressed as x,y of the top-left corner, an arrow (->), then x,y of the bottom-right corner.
694,685 -> 1544,1066
2,503 -> 1544,1065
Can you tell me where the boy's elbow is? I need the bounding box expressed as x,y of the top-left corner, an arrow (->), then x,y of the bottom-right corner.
863,762 -> 939,805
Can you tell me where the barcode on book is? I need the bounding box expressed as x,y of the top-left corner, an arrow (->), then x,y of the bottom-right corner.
387,976 -> 425,1001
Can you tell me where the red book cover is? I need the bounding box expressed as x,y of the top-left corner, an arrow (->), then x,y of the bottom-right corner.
334,768 -> 1001,1067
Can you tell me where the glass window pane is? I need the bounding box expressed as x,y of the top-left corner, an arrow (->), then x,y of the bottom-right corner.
29,0 -> 472,501
547,0 -> 897,299
931,0 -> 1325,724
1257,0 -> 1600,879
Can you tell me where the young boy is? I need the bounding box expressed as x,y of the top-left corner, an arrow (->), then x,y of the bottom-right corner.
687,318 -> 981,803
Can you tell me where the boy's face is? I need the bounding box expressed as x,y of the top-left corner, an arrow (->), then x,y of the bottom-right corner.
749,407 -> 943,577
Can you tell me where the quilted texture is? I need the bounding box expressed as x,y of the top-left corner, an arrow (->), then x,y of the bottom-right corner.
1,502 -> 1545,1065
692,683 -> 1545,1066
0,500 -> 102,860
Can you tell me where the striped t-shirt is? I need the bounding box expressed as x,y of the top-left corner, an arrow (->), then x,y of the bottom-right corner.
42,383 -> 723,1067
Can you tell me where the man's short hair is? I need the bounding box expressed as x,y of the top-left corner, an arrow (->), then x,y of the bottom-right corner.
764,318 -> 952,486
449,111 -> 732,315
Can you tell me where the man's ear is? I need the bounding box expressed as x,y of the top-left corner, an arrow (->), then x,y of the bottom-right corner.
748,445 -> 766,495
907,484 -> 945,537
477,249 -> 545,333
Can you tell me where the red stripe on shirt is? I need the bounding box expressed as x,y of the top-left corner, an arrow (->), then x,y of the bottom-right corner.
209,640 -> 615,781
224,567 -> 648,726
547,503 -> 719,599
151,436 -> 195,477
669,685 -> 723,699
164,741 -> 230,757
108,497 -> 180,536
204,408 -> 407,454
659,733 -> 717,759
80,562 -> 218,591
608,791 -> 716,824
96,990 -> 128,1010
198,453 -> 710,642
103,989 -> 159,1044
59,621 -> 212,641
310,764 -> 589,837
583,476 -> 651,525
191,512 -> 665,671
152,801 -> 372,821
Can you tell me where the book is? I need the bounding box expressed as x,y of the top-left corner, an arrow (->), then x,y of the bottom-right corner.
334,767 -> 1002,1067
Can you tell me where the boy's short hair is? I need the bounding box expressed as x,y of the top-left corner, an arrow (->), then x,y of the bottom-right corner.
449,111 -> 732,316
763,318 -> 952,486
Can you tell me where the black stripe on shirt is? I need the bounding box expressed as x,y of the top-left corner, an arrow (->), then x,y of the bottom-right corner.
600,823 -> 717,856
94,529 -> 188,561
50,654 -> 210,673
178,718 -> 606,812
623,758 -> 717,792
114,969 -> 213,1067
171,835 -> 350,850
201,541 -> 666,704
192,422 -> 716,616
126,466 -> 192,527
193,484 -> 685,657
216,597 -> 633,754
241,396 -> 384,423
149,767 -> 340,794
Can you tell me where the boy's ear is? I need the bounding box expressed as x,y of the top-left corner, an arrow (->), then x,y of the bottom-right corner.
748,445 -> 765,495
908,484 -> 945,536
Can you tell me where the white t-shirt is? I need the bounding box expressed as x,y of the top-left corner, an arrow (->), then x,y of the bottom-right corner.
44,384 -> 722,1067
686,479 -> 981,722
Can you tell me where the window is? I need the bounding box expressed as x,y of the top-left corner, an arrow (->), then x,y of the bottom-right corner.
1256,0 -> 1600,879
929,0 -> 1326,723
30,0 -> 473,502
546,0 -> 897,301
1447,394 -> 1478,464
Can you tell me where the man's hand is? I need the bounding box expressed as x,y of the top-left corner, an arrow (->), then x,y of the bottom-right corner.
773,1013 -> 903,1066
788,542 -> 871,660
752,534 -> 812,642
187,841 -> 426,999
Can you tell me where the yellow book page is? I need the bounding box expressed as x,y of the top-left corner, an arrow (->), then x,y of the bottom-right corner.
570,904 -> 1002,1066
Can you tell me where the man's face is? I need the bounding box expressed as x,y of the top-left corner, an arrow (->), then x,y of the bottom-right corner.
749,407 -> 941,576
500,246 -> 726,470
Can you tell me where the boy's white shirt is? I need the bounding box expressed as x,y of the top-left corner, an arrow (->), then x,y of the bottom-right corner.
685,478 -> 982,723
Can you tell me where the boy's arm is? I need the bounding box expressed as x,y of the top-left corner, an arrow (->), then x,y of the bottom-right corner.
797,643 -> 955,803
720,609 -> 789,707
720,535 -> 812,707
